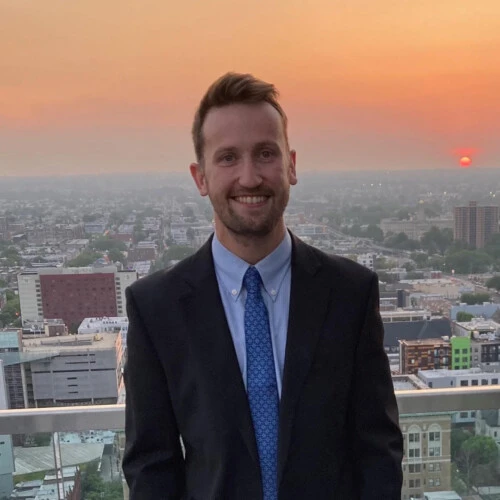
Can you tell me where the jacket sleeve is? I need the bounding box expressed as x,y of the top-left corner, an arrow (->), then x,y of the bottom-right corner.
351,274 -> 404,499
122,286 -> 186,499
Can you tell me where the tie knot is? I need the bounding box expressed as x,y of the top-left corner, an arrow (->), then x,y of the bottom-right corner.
243,266 -> 262,295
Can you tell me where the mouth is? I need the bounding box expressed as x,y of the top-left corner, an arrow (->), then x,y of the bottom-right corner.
231,195 -> 269,205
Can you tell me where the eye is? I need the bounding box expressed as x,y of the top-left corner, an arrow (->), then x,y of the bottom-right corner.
260,150 -> 275,160
220,153 -> 235,163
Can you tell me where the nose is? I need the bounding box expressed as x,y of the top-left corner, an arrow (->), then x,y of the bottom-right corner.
238,158 -> 262,189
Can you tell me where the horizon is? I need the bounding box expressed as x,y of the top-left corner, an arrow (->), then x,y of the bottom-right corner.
2,0 -> 500,175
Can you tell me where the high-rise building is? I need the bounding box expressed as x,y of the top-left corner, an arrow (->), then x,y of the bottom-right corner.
17,266 -> 137,329
454,201 -> 499,249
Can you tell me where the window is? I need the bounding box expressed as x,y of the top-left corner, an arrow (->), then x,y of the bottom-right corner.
429,447 -> 441,457
493,379 -> 499,385
461,380 -> 469,386
482,379 -> 488,385
460,411 -> 469,418
435,478 -> 441,486
409,433 -> 420,443
472,380 -> 479,386
409,479 -> 421,488
454,357 -> 460,363
462,356 -> 468,362
409,448 -> 420,458
462,348 -> 468,353
408,464 -> 421,473
429,431 -> 440,441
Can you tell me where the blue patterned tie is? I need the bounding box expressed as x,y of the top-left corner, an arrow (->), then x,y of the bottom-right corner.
244,266 -> 279,500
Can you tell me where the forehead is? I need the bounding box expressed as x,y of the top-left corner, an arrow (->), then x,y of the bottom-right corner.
202,102 -> 285,152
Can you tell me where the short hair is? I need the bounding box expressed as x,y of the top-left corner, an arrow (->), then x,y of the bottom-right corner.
192,72 -> 289,162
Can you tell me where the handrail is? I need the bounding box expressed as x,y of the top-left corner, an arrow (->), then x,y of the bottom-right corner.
1,387 -> 500,434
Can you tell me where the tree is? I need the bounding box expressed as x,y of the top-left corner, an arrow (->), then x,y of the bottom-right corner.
365,224 -> 384,242
486,276 -> 500,292
411,252 -> 428,268
457,435 -> 498,492
484,233 -> 500,260
456,311 -> 475,322
420,227 -> 453,255
460,293 -> 490,305
66,251 -> 103,267
0,295 -> 20,327
107,248 -> 126,265
445,250 -> 493,274
91,236 -> 127,252
164,246 -> 195,262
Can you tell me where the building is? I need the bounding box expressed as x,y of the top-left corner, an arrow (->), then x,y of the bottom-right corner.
418,367 -> 500,389
24,332 -> 122,407
0,360 -> 15,498
357,253 -> 375,271
380,217 -> 454,240
454,201 -> 499,249
451,302 -> 500,320
450,336 -> 471,370
399,338 -> 452,375
401,413 -> 452,500
0,216 -> 7,240
0,329 -> 26,409
381,308 -> 432,323
400,278 -> 472,300
453,318 -> 500,339
17,266 -> 137,330
383,318 -> 452,356
77,316 -> 128,335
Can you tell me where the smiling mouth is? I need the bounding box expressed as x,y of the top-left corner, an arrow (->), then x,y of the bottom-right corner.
232,195 -> 269,204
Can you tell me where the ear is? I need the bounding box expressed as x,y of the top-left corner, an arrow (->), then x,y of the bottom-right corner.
288,150 -> 297,186
190,163 -> 209,196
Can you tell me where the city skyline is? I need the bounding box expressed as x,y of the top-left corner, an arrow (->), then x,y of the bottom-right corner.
2,0 -> 500,176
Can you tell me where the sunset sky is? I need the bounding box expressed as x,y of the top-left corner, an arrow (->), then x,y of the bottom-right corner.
2,0 -> 500,176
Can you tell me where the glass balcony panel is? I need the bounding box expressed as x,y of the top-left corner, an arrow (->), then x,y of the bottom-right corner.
1,388 -> 500,499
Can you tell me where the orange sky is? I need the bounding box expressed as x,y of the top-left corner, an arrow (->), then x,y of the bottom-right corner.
1,0 -> 500,175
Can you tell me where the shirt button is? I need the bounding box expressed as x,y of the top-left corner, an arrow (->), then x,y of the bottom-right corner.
231,289 -> 238,296
270,289 -> 277,296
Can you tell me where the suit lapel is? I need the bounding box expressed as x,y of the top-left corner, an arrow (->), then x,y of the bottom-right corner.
180,238 -> 259,466
277,235 -> 332,485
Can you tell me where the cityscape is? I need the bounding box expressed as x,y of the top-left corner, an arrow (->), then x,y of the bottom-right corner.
0,168 -> 499,499
3,0 -> 500,498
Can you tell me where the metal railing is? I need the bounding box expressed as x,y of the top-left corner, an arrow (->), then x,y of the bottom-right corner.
1,386 -> 500,434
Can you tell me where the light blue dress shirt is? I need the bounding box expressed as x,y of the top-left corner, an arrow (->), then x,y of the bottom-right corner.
212,232 -> 292,398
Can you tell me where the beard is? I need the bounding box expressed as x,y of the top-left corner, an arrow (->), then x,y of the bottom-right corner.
210,186 -> 290,239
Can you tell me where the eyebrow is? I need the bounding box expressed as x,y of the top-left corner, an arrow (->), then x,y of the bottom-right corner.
213,141 -> 281,158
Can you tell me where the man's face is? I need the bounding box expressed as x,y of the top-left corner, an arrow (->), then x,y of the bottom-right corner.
190,102 -> 297,239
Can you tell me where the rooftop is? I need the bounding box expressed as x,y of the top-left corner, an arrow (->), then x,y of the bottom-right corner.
23,332 -> 118,352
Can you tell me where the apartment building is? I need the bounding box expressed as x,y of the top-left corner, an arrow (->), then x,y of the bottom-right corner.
401,413 -> 452,500
454,201 -> 499,249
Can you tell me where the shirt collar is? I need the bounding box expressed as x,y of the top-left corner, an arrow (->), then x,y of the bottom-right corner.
212,231 -> 292,302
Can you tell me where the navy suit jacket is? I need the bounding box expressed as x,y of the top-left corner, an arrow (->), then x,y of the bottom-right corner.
122,234 -> 403,499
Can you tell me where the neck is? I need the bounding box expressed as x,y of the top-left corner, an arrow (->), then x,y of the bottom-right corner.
215,221 -> 287,265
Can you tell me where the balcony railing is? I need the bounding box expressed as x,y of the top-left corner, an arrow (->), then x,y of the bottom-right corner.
2,386 -> 500,434
1,387 -> 500,500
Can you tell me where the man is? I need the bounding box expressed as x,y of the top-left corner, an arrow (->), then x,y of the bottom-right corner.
122,72 -> 403,499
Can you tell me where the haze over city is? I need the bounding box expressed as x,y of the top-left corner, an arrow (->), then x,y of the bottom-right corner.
2,0 -> 500,176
